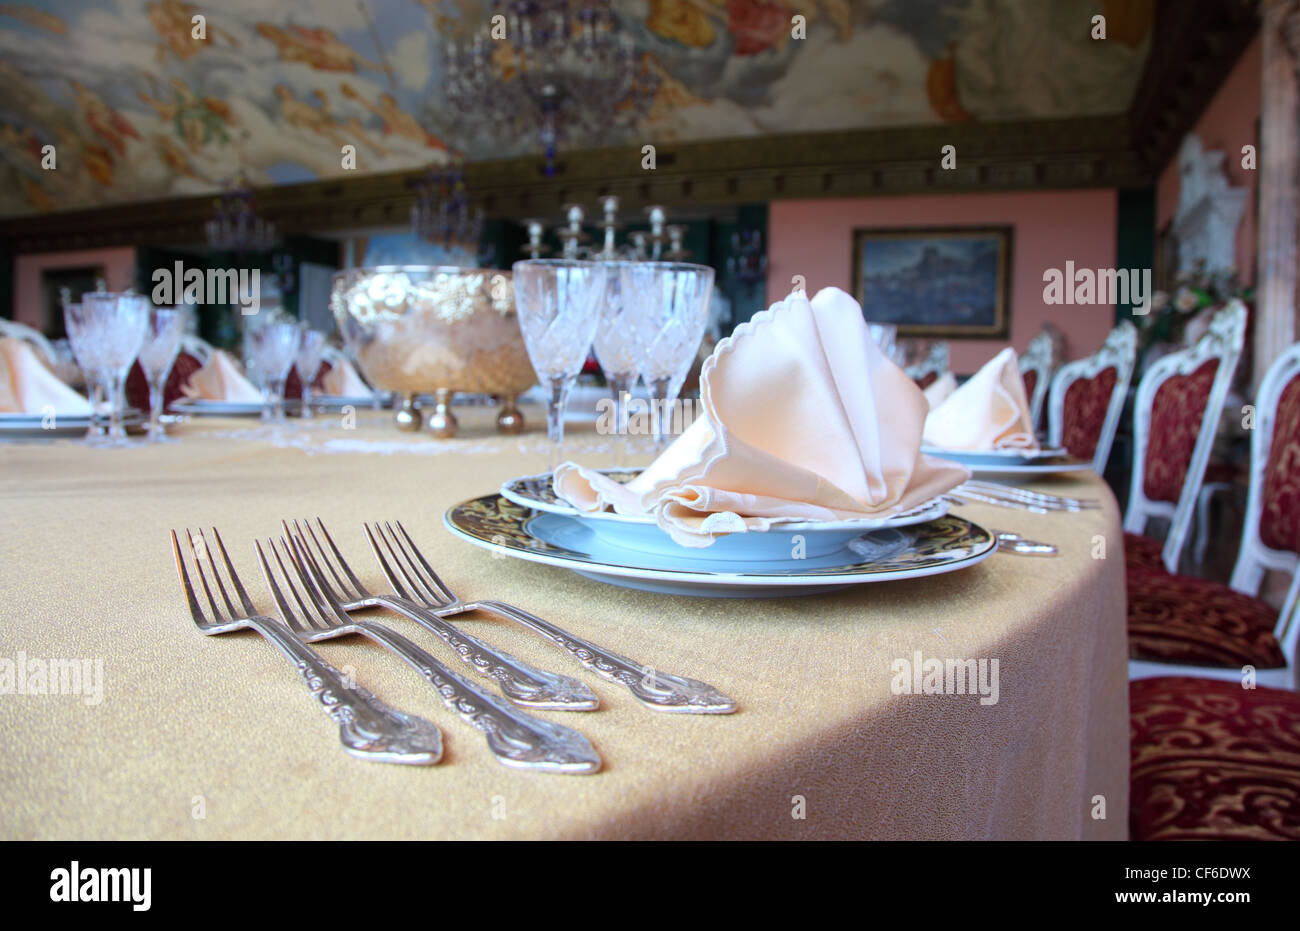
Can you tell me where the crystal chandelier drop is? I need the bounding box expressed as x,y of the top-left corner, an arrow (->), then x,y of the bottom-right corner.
205,171 -> 276,252
410,160 -> 484,249
442,1 -> 658,175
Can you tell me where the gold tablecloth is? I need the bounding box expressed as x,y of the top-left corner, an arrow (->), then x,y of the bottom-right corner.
0,408 -> 1128,839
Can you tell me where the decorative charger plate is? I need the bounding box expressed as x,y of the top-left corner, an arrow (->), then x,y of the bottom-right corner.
445,494 -> 995,598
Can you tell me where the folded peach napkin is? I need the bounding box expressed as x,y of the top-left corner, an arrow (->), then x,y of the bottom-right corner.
181,350 -> 261,402
0,337 -> 92,415
553,287 -> 971,547
922,347 -> 1039,451
320,357 -> 372,397
922,372 -> 958,409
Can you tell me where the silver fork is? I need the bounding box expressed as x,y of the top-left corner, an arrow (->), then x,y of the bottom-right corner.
292,518 -> 736,714
959,480 -> 1099,511
263,534 -> 602,774
276,520 -> 595,711
170,528 -> 443,766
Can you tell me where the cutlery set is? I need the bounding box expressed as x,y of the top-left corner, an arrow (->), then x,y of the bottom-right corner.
172,519 -> 737,774
945,481 -> 1099,556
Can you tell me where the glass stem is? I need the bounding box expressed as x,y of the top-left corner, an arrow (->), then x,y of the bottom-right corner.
301,384 -> 314,419
546,375 -> 571,468
147,378 -> 164,440
648,376 -> 672,448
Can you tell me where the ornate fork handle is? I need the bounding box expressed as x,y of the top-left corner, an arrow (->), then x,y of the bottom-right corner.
464,599 -> 738,714
372,595 -> 596,710
349,619 -> 601,774
244,614 -> 443,765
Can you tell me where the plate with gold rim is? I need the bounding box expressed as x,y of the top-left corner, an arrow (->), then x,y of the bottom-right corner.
444,494 -> 996,598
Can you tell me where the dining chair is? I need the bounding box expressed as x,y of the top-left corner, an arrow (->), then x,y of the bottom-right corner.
906,341 -> 948,389
1127,338 -> 1300,689
1046,320 -> 1136,473
1018,330 -> 1053,431
1129,675 -> 1300,840
1123,300 -> 1248,575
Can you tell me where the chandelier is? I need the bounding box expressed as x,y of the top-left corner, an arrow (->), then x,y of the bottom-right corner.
205,171 -> 276,252
442,1 -> 658,175
410,160 -> 484,249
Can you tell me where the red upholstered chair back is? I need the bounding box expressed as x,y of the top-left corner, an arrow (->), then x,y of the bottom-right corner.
1141,357 -> 1221,502
1229,343 -> 1300,662
1123,301 -> 1247,574
1018,330 -> 1053,429
914,370 -> 938,390
1047,321 -> 1136,473
124,351 -> 204,413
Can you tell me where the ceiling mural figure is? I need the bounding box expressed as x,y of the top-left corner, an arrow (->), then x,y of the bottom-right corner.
0,0 -> 1152,218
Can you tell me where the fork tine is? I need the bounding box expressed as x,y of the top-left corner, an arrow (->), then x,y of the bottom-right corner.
197,528 -> 239,620
268,538 -> 325,631
288,534 -> 352,624
363,521 -> 413,600
171,529 -> 205,625
255,539 -> 305,632
282,519 -> 347,605
378,521 -> 442,605
211,526 -> 256,615
187,529 -> 225,622
393,521 -> 456,604
308,518 -> 368,600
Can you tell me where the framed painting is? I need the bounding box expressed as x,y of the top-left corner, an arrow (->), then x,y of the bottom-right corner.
852,226 -> 1012,338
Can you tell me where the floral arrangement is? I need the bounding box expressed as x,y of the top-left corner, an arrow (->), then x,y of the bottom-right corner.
1146,262 -> 1253,351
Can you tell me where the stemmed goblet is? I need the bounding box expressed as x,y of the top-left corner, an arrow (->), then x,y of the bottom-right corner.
138,307 -> 186,442
247,321 -> 300,424
620,261 -> 714,447
71,291 -> 149,447
61,301 -> 107,444
295,328 -> 328,419
512,259 -> 607,466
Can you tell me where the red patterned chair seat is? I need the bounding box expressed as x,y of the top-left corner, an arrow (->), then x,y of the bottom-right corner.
1127,566 -> 1286,669
1123,532 -> 1167,571
1130,676 -> 1300,840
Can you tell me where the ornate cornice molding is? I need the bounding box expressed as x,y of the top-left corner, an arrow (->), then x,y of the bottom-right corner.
0,0 -> 1261,253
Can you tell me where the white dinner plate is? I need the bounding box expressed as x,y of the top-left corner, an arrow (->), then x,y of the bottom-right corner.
0,410 -> 144,437
499,468 -> 950,562
922,446 -> 1093,477
171,399 -> 266,416
444,494 -> 995,597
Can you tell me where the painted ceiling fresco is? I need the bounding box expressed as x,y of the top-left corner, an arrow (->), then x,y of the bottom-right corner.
0,0 -> 1153,217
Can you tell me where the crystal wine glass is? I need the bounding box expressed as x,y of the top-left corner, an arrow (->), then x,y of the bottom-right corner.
620,261 -> 714,446
591,260 -> 642,440
61,301 -> 107,444
247,321 -> 300,424
295,328 -> 328,419
80,292 -> 149,447
512,259 -> 607,463
138,306 -> 186,442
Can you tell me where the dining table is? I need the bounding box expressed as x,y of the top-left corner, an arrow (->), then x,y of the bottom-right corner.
0,403 -> 1129,840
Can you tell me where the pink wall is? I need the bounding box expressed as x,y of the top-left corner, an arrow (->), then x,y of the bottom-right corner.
1156,34 -> 1261,284
13,247 -> 137,330
767,190 -> 1118,374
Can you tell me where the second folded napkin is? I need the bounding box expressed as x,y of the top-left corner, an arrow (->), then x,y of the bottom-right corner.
922,347 -> 1039,452
320,356 -> 372,398
181,350 -> 261,403
0,337 -> 92,415
553,287 -> 970,547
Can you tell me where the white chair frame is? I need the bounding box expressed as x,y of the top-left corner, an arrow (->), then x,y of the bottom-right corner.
1124,300 -> 1247,574
1130,338 -> 1300,689
1018,330 -> 1053,429
179,335 -> 214,364
1046,321 -> 1136,474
